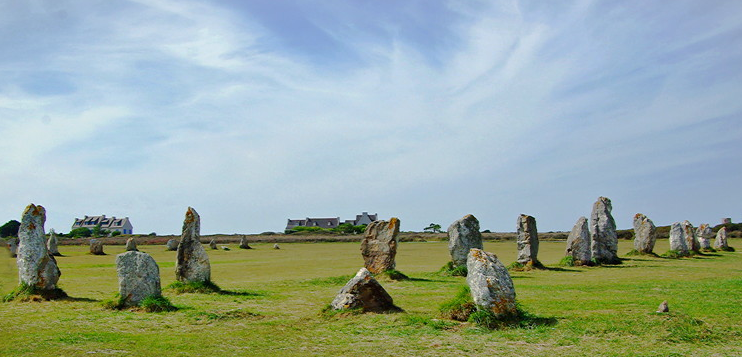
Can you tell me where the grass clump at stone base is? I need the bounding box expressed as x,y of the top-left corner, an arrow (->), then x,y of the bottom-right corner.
438,261 -> 467,277
507,260 -> 546,271
3,283 -> 68,302
166,280 -> 222,294
439,286 -> 476,321
103,293 -> 177,312
375,269 -> 409,280
591,256 -> 622,265
718,246 -> 736,252
320,304 -> 364,318
626,249 -> 659,257
662,250 -> 692,259
701,247 -> 717,253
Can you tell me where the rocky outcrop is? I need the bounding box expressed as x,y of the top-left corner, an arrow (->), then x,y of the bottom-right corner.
565,217 -> 591,265
516,214 -> 539,265
166,239 -> 178,251
466,249 -> 517,317
448,214 -> 483,268
16,204 -> 61,291
632,213 -> 657,254
175,207 -> 211,283
239,236 -> 252,249
89,239 -> 105,255
47,229 -> 61,256
360,218 -> 400,273
116,250 -> 161,306
330,268 -> 399,312
714,227 -> 729,250
590,197 -> 619,263
669,222 -> 689,254
125,238 -> 138,252
696,224 -> 713,250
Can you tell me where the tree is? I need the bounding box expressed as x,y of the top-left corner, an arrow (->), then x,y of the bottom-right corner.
69,227 -> 92,238
0,220 -> 20,237
424,223 -> 442,233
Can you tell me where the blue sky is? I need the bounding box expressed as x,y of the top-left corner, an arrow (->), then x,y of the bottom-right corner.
1,0 -> 741,235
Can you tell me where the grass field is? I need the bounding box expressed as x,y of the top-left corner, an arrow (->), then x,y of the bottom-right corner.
1,239 -> 740,356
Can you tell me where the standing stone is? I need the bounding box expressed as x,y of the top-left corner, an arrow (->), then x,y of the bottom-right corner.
166,239 -> 178,251
89,239 -> 105,255
360,218 -> 400,273
681,221 -> 698,252
116,250 -> 161,306
8,237 -> 19,258
669,222 -> 689,254
466,248 -> 517,317
239,236 -> 252,249
273,243 -> 280,250
714,227 -> 729,250
47,229 -> 61,256
447,214 -> 483,268
175,207 -> 211,283
565,217 -> 591,265
632,213 -> 657,254
516,214 -> 539,265
16,204 -> 61,290
330,267 -> 399,312
590,197 -> 619,263
209,239 -> 217,250
125,238 -> 138,252
696,224 -> 713,250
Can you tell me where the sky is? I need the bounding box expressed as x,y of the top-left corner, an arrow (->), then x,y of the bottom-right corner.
1,0 -> 741,235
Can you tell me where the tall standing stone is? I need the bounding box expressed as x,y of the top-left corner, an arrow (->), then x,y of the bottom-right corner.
330,267 -> 399,312
565,216 -> 591,265
632,213 -> 657,254
590,197 -> 619,263
209,239 -> 217,250
175,207 -> 211,283
125,238 -> 138,252
47,229 -> 61,256
714,227 -> 729,250
448,214 -> 483,268
16,204 -> 61,291
669,222 -> 688,254
89,239 -> 105,255
696,224 -> 713,250
239,236 -> 252,249
360,218 -> 400,273
116,250 -> 161,306
466,248 -> 517,317
516,214 -> 539,265
681,221 -> 698,252
166,239 -> 178,251
8,237 -> 19,258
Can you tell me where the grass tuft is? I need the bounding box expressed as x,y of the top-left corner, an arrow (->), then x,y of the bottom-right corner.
140,295 -> 178,312
439,261 -> 467,277
508,260 -> 546,271
662,250 -> 691,259
558,256 -> 575,267
320,304 -> 363,318
439,286 -> 476,321
3,283 -> 68,302
166,280 -> 222,294
591,256 -> 622,265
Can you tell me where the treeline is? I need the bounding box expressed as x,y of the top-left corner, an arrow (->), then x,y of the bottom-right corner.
285,223 -> 368,235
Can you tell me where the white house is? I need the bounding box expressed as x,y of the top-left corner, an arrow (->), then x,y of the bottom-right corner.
72,215 -> 133,234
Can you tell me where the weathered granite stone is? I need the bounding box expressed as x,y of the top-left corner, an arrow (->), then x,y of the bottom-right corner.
669,222 -> 688,253
447,214 -> 483,268
516,214 -> 539,265
47,229 -> 61,256
175,207 -> 211,283
565,217 -> 591,265
16,204 -> 61,290
696,224 -> 713,250
209,239 -> 217,250
330,267 -> 399,312
590,197 -> 619,263
360,218 -> 400,273
714,227 -> 729,250
89,239 -> 105,255
657,301 -> 669,313
125,238 -> 138,252
166,239 -> 178,251
116,250 -> 161,306
239,236 -> 252,249
681,221 -> 698,252
632,213 -> 657,254
273,243 -> 280,250
466,248 -> 517,317
8,237 -> 19,258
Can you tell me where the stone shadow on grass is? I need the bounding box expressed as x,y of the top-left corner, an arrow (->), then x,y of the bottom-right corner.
217,289 -> 266,297
542,266 -> 582,272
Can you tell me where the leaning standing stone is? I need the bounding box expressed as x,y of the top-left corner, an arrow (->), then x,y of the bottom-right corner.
166,239 -> 178,251
16,204 -> 61,291
466,248 -> 517,317
681,221 -> 698,252
175,207 -> 211,283
669,222 -> 689,254
590,197 -> 619,264
239,236 -> 252,249
89,239 -> 105,255
448,214 -> 483,268
330,267 -> 399,312
632,213 -> 657,254
361,218 -> 400,273
516,214 -> 539,265
209,239 -> 217,250
116,250 -> 161,306
714,227 -> 729,250
8,237 -> 19,258
696,224 -> 713,250
47,229 -> 61,256
125,238 -> 138,252
566,217 -> 591,265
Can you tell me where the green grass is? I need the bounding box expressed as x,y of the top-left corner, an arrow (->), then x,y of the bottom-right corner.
3,282 -> 67,302
0,239 -> 740,356
166,280 -> 222,294
439,261 -> 468,276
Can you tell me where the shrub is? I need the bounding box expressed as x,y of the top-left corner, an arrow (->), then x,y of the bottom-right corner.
110,231 -> 122,237
559,256 -> 575,266
0,220 -> 20,238
69,227 -> 92,238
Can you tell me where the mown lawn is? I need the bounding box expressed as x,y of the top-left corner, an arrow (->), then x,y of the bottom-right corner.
0,239 -> 740,356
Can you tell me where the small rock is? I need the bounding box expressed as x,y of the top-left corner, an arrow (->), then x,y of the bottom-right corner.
330,267 -> 400,312
447,214 -> 483,268
47,229 -> 61,256
89,239 -> 105,255
116,250 -> 161,306
125,238 -> 138,252
239,236 -> 252,249
221,246 -> 231,251
273,243 -> 280,250
166,239 -> 178,251
466,248 -> 517,317
565,217 -> 591,265
360,218 -> 400,273
657,301 -> 669,313
175,207 -> 211,283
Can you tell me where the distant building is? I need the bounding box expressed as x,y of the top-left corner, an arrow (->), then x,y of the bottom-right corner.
722,218 -> 732,224
72,215 -> 133,234
286,212 -> 378,231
